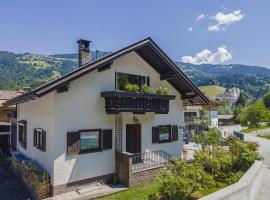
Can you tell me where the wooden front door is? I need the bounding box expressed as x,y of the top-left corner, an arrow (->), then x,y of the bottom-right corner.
126,124 -> 141,154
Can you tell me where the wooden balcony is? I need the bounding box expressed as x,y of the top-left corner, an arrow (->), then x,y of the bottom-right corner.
101,91 -> 176,114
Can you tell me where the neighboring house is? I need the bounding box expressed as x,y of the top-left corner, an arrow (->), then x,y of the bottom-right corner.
183,100 -> 218,133
3,38 -> 209,195
183,105 -> 202,133
0,90 -> 22,155
218,114 -> 236,126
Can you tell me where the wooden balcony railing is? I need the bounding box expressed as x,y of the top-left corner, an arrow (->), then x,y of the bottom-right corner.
101,91 -> 176,114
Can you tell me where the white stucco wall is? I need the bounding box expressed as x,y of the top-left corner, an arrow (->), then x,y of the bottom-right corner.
17,51 -> 185,187
17,93 -> 55,177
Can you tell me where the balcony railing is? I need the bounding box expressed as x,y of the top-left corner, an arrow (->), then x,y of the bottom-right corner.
131,150 -> 172,172
101,91 -> 176,114
184,117 -> 201,124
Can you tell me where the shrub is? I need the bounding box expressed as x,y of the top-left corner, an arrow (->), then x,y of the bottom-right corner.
229,140 -> 261,171
195,128 -> 223,149
150,159 -> 215,200
124,83 -> 140,92
155,87 -> 170,95
194,146 -> 235,184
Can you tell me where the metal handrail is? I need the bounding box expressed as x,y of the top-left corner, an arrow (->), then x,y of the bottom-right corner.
131,150 -> 172,172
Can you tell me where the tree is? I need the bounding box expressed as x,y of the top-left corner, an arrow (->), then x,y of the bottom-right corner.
236,91 -> 249,106
263,92 -> 270,109
240,100 -> 268,128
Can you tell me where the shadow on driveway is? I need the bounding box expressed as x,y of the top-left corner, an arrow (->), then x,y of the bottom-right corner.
0,161 -> 33,200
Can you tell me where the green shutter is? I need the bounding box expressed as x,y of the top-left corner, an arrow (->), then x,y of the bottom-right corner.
33,129 -> 37,147
41,130 -> 46,152
67,132 -> 80,155
171,125 -> 178,141
102,129 -> 112,150
152,127 -> 159,143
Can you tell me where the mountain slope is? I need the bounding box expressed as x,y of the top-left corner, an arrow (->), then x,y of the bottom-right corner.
0,51 -> 269,98
177,62 -> 270,98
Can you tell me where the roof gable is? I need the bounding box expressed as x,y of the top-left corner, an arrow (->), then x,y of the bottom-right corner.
3,37 -> 209,107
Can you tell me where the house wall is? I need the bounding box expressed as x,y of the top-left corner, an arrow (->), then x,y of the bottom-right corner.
17,51 -> 184,191
17,93 -> 55,178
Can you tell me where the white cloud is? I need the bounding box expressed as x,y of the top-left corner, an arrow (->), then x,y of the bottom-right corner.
188,26 -> 193,32
208,10 -> 244,32
181,46 -> 232,65
196,14 -> 206,21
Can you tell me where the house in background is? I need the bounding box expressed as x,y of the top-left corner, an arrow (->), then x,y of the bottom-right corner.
183,100 -> 218,134
3,37 -> 209,196
0,90 -> 22,156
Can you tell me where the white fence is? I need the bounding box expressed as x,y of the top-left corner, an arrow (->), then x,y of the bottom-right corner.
199,161 -> 263,200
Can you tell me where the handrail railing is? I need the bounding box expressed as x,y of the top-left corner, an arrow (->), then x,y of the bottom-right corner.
131,150 -> 172,172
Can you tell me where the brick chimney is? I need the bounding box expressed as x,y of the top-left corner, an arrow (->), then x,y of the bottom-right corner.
77,39 -> 91,66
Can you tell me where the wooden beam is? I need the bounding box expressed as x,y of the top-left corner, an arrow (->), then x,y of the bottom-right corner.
181,94 -> 197,100
98,61 -> 113,72
57,83 -> 70,93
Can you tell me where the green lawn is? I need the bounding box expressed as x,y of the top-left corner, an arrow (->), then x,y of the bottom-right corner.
98,183 -> 158,200
240,125 -> 270,133
98,183 -> 228,200
257,134 -> 270,139
199,85 -> 226,98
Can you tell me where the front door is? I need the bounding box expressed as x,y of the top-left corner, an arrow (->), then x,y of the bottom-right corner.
126,124 -> 141,154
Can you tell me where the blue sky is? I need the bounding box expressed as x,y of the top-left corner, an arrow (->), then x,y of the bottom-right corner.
1,0 -> 270,68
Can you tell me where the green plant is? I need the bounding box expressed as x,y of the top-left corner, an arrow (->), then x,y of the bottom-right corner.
194,146 -> 236,184
195,128 -> 223,149
263,92 -> 270,109
140,84 -> 156,94
150,159 -> 215,200
117,74 -> 129,91
229,140 -> 261,171
240,100 -> 269,128
124,83 -> 140,92
155,87 -> 170,95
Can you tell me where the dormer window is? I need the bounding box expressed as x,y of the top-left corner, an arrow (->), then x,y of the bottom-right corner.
116,72 -> 149,91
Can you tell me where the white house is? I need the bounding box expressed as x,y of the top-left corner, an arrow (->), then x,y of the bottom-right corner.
3,38 -> 209,195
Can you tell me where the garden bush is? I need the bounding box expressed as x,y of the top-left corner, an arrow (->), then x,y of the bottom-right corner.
229,140 -> 261,171
150,129 -> 260,200
150,159 -> 215,200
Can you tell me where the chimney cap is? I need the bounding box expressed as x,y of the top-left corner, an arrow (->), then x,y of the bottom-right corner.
77,39 -> 91,44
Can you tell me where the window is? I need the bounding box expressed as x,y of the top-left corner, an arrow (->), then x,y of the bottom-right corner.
67,129 -> 112,156
116,72 -> 149,91
159,125 -> 171,143
33,128 -> 46,152
79,129 -> 101,153
18,120 -> 27,149
152,125 -> 178,144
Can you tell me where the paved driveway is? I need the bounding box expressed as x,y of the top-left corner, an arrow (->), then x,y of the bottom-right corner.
0,162 -> 33,200
245,134 -> 270,200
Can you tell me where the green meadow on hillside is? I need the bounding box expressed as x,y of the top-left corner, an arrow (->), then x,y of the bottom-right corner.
199,85 -> 226,98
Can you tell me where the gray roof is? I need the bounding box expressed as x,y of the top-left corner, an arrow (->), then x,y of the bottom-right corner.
3,37 -> 209,107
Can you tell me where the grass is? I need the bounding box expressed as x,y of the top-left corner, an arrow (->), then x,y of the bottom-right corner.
98,182 -> 228,200
199,85 -> 226,98
98,183 -> 158,200
240,125 -> 270,133
257,134 -> 270,140
192,183 -> 228,199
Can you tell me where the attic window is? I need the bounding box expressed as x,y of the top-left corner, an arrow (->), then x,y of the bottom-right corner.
116,72 -> 149,91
